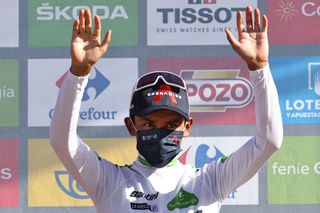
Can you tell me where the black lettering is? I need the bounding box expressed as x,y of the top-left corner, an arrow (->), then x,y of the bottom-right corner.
157,8 -> 174,24
181,8 -> 197,23
198,8 -> 213,23
215,7 -> 231,23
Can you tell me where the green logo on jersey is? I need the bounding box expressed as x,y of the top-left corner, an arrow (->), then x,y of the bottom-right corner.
220,156 -> 228,163
29,0 -> 138,47
167,187 -> 198,211
268,136 -> 320,204
0,60 -> 19,127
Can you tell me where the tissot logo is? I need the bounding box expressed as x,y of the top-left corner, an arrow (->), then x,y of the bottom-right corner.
147,0 -> 256,45
156,4 -> 244,24
56,67 -> 110,102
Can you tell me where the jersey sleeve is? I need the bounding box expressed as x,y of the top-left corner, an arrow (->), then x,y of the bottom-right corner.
49,70 -> 116,203
205,64 -> 283,201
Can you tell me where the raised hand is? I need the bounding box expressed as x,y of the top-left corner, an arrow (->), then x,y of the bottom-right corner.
71,9 -> 112,76
225,6 -> 268,71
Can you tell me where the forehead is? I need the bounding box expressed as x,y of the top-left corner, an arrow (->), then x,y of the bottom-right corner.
135,110 -> 184,122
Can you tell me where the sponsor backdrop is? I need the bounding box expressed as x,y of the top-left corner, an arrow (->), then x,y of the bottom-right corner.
0,0 -> 319,213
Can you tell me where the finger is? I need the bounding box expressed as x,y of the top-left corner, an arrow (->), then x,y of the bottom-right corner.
262,15 -> 268,33
100,30 -> 112,54
93,15 -> 101,37
237,11 -> 245,37
72,19 -> 79,40
246,6 -> 253,32
225,29 -> 240,51
79,10 -> 85,34
85,9 -> 92,33
254,8 -> 261,32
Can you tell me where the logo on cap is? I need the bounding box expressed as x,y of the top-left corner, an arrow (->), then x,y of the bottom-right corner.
147,85 -> 182,104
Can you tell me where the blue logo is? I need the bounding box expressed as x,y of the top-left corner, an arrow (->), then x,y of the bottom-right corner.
56,67 -> 110,102
195,144 -> 225,168
82,67 -> 110,102
271,57 -> 320,124
54,170 -> 89,199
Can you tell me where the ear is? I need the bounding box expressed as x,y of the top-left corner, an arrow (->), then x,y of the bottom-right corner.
124,117 -> 137,136
183,117 -> 193,137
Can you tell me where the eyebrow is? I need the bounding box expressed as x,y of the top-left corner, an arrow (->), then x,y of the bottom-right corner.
139,117 -> 183,124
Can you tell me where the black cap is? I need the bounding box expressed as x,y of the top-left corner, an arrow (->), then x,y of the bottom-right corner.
129,72 -> 190,120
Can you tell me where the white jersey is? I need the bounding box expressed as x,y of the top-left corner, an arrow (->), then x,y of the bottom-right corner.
50,65 -> 283,213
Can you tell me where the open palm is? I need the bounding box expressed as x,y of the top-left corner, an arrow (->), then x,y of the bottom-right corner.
225,7 -> 268,70
71,9 -> 111,76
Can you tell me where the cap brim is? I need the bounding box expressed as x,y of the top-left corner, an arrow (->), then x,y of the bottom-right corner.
134,105 -> 189,120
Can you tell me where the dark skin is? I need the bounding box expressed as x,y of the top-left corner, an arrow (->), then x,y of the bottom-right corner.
124,110 -> 193,138
70,6 -> 268,76
70,6 -> 269,142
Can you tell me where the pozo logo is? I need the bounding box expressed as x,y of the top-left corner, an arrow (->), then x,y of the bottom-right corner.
37,4 -> 129,21
181,69 -> 253,112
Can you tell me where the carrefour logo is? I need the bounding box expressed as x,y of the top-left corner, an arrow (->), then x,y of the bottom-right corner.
157,0 -> 245,24
54,170 -> 89,199
56,67 -> 110,102
181,69 -> 253,112
49,67 -> 116,121
36,4 -> 128,21
179,144 -> 225,168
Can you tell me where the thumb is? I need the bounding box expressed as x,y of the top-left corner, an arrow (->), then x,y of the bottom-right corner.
100,29 -> 112,54
225,29 -> 240,51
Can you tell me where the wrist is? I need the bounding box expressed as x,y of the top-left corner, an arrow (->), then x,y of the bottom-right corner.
70,64 -> 92,76
247,60 -> 268,71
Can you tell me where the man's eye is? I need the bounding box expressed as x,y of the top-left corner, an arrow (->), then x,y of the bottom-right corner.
167,124 -> 178,130
144,123 -> 154,128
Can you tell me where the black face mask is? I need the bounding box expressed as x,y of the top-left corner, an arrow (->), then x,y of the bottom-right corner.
136,128 -> 183,168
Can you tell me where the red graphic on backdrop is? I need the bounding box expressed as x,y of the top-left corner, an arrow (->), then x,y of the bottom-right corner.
267,0 -> 320,44
0,139 -> 18,206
